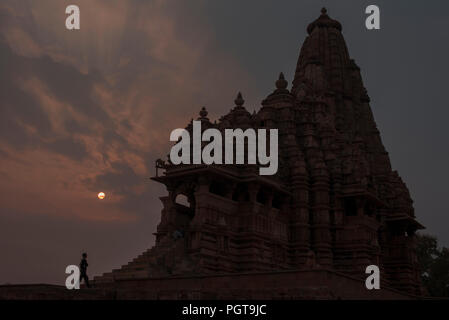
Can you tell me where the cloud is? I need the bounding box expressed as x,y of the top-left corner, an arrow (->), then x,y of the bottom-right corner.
2,27 -> 42,58
83,161 -> 141,196
0,1 -> 254,223
0,0 -> 257,284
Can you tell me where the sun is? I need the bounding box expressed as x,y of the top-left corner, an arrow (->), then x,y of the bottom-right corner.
97,192 -> 105,200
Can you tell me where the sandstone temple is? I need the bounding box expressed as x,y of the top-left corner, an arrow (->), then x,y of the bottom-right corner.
91,8 -> 424,299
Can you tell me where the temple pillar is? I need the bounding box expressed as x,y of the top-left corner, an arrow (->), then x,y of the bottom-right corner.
191,176 -> 210,227
310,171 -> 333,267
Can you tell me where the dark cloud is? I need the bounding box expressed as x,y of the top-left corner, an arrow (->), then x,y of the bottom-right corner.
0,42 -> 52,144
83,161 -> 140,195
34,58 -> 111,125
0,38 -> 106,154
45,137 -> 88,161
0,34 -> 129,165
63,117 -> 92,135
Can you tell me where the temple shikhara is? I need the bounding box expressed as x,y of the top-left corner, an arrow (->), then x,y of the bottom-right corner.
93,8 -> 424,299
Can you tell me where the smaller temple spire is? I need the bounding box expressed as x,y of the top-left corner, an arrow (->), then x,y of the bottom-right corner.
197,106 -> 210,122
199,106 -> 208,118
276,72 -> 288,90
261,72 -> 292,106
234,92 -> 245,107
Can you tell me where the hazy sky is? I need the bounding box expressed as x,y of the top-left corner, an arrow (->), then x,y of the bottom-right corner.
0,0 -> 448,285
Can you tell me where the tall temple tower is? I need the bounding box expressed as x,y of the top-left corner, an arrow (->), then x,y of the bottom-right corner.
94,8 -> 423,297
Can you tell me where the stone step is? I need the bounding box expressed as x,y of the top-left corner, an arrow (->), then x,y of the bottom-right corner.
93,272 -> 114,283
113,269 -> 150,280
94,239 -> 189,283
120,264 -> 149,272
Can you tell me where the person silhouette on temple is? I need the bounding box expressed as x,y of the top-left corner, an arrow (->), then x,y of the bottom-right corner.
79,252 -> 90,288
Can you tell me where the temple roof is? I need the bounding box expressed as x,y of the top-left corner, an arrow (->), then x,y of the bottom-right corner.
292,8 -> 351,96
307,7 -> 342,34
219,92 -> 253,128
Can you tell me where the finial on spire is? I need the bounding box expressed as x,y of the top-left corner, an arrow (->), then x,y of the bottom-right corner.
197,106 -> 210,122
276,72 -> 288,90
307,7 -> 342,34
199,106 -> 208,118
234,92 -> 245,107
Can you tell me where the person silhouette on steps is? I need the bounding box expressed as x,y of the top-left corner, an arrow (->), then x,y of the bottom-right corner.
79,252 -> 90,288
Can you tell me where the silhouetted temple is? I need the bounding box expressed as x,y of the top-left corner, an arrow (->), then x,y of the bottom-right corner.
93,8 -> 424,299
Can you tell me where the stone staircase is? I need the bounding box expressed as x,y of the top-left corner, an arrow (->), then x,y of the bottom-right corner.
93,236 -> 198,285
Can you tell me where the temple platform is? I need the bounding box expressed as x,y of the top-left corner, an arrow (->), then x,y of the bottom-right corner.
0,269 -> 418,300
